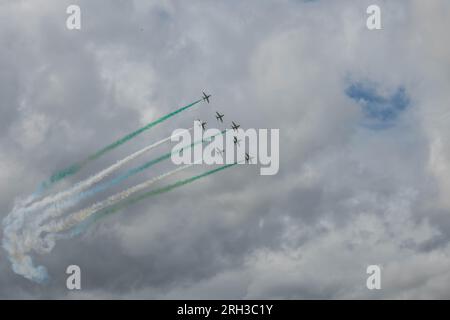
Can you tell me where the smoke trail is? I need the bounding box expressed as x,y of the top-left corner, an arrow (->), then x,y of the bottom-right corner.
2,164 -> 193,283
37,164 -> 199,254
1,128 -> 191,283
38,99 -> 202,192
35,129 -> 225,226
47,163 -> 236,234
2,129 -> 227,282
6,162 -> 233,283
8,126 -> 222,253
42,163 -> 199,234
91,163 -> 236,224
9,129 -> 192,228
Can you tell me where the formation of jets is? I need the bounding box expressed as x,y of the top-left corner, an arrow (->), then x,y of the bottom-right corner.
200,91 -> 241,132
200,91 -> 250,162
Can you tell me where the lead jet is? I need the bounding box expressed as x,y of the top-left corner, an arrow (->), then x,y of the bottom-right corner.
215,112 -> 224,123
202,91 -> 211,103
231,121 -> 240,131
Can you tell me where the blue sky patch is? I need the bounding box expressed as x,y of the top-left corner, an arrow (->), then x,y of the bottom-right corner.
346,82 -> 410,129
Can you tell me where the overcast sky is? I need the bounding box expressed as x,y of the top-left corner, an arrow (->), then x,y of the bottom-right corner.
1,0 -> 450,299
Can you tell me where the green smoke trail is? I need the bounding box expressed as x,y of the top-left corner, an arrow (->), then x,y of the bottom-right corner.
39,99 -> 203,191
81,128 -> 227,197
83,163 -> 236,228
122,128 -> 227,178
85,100 -> 202,163
36,128 -> 227,228
41,129 -> 229,237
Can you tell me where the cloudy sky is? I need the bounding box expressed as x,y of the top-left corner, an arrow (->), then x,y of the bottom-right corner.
1,0 -> 450,299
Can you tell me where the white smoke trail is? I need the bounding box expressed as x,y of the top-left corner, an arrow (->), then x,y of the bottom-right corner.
42,162 -> 198,235
31,128 -> 193,226
22,128 -> 192,217
2,163 -> 197,283
2,129 -> 192,283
